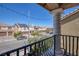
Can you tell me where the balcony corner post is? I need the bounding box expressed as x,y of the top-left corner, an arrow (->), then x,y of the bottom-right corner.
51,8 -> 64,56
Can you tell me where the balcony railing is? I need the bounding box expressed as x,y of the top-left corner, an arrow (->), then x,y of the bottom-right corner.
61,35 -> 79,56
0,35 -> 79,56
0,36 -> 54,56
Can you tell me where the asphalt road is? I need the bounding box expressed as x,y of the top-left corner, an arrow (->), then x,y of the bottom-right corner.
0,39 -> 28,54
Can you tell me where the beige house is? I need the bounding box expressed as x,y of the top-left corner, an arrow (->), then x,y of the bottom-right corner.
61,9 -> 79,36
0,23 -> 49,37
0,23 -> 14,37
14,24 -> 30,37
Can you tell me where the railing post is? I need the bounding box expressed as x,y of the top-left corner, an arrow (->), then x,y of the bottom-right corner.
34,43 -> 37,55
72,36 -> 74,56
65,35 -> 67,55
28,45 -> 32,56
62,35 -> 64,49
69,36 -> 71,55
24,47 -> 26,56
17,49 -> 19,56
76,37 -> 78,56
7,53 -> 10,56
54,35 -> 56,56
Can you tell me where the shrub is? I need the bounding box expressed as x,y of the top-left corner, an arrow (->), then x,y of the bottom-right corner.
31,31 -> 39,36
14,31 -> 21,38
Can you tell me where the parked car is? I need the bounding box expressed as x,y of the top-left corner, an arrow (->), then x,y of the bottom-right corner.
17,36 -> 27,40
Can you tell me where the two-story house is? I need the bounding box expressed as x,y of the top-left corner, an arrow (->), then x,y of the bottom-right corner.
14,24 -> 30,37
0,23 -> 14,37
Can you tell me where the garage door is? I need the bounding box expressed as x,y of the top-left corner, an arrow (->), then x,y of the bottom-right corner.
0,32 -> 6,36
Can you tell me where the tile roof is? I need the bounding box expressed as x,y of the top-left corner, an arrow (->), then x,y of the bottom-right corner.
15,24 -> 29,28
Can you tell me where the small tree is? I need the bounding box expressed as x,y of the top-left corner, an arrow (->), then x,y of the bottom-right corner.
31,31 -> 39,37
14,31 -> 21,38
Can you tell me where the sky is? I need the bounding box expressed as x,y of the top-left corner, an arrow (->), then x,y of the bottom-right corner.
0,3 -> 79,28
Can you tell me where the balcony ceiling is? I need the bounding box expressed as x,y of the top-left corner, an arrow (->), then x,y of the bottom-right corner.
38,3 -> 79,11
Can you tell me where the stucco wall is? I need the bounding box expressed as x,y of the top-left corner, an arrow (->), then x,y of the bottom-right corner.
61,17 -> 79,36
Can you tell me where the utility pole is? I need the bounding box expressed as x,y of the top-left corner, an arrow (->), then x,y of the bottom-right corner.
24,10 -> 31,45
27,10 -> 30,42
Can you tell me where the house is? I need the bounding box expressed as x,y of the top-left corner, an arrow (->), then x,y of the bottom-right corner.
29,25 -> 35,32
38,27 -> 47,31
14,24 -> 30,37
61,9 -> 79,36
34,26 -> 47,31
0,23 -> 14,37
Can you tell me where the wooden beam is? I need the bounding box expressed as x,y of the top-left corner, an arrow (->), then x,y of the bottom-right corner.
38,3 -> 79,11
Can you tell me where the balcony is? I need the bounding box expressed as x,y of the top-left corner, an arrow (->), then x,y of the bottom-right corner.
0,35 -> 79,56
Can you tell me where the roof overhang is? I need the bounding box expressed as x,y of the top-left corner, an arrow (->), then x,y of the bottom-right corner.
38,3 -> 79,11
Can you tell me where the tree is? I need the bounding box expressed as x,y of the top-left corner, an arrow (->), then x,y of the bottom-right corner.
31,31 -> 39,36
14,31 -> 21,38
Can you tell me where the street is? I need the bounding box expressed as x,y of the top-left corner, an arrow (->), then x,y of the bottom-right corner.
0,39 -> 28,54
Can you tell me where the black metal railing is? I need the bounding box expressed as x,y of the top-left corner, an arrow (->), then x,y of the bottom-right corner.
61,35 -> 79,56
0,35 -> 79,56
0,36 -> 54,56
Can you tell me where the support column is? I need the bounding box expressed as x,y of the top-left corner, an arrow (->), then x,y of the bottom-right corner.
6,31 -> 8,37
51,8 -> 63,55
